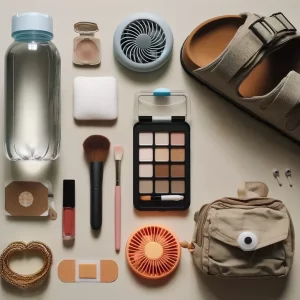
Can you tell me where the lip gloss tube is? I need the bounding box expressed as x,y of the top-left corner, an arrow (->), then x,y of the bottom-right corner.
63,180 -> 75,240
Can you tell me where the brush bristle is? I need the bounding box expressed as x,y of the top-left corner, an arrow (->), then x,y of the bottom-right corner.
114,145 -> 124,161
83,135 -> 110,162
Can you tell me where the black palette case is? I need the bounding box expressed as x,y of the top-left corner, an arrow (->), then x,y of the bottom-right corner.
133,89 -> 191,211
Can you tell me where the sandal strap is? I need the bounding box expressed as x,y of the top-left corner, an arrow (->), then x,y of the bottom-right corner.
266,71 -> 300,131
243,71 -> 300,131
210,12 -> 297,83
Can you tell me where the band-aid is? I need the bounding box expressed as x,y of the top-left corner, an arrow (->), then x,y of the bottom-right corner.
5,180 -> 57,220
79,264 -> 97,279
58,260 -> 118,283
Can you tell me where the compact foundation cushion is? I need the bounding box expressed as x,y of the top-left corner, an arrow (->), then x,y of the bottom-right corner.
73,76 -> 118,121
73,22 -> 101,66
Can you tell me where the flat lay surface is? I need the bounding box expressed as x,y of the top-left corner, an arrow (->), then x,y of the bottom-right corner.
1,0 -> 300,299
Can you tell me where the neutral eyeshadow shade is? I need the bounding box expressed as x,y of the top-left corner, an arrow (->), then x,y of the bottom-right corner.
155,164 -> 169,177
139,148 -> 153,162
155,132 -> 169,145
155,148 -> 169,162
171,181 -> 185,193
139,132 -> 153,145
171,165 -> 185,177
155,181 -> 169,193
140,181 -> 153,193
171,133 -> 185,145
139,164 -> 153,177
171,149 -> 185,162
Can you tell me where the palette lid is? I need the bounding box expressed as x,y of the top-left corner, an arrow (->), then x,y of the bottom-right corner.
135,88 -> 190,122
74,22 -> 99,34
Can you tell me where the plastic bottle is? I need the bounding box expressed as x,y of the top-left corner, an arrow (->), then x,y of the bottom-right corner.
4,12 -> 61,161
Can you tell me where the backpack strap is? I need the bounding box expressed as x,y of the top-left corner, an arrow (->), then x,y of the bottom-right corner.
237,182 -> 269,199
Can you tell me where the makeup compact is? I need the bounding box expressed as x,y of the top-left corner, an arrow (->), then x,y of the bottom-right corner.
133,89 -> 190,211
73,22 -> 101,66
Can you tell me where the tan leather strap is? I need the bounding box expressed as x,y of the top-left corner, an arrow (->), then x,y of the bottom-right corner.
253,71 -> 300,131
268,72 -> 300,114
211,13 -> 297,82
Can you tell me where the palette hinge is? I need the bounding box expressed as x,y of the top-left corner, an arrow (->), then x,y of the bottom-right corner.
138,116 -> 185,122
172,116 -> 185,122
139,116 -> 153,122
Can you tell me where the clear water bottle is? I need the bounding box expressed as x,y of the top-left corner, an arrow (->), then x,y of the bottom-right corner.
4,12 -> 61,161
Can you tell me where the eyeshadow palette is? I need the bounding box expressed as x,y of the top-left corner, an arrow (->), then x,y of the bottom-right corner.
133,89 -> 190,211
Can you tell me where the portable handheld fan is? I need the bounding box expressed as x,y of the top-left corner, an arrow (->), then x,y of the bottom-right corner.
126,225 -> 181,279
113,13 -> 173,72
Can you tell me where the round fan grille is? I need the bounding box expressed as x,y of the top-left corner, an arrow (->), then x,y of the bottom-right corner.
126,225 -> 181,279
114,13 -> 173,72
121,19 -> 166,64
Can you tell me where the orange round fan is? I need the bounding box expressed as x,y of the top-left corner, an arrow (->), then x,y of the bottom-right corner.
126,225 -> 181,279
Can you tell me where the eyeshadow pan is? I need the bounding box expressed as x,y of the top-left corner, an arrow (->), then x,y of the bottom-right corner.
139,164 -> 153,177
171,133 -> 185,145
155,164 -> 169,177
171,165 -> 185,177
139,132 -> 153,145
139,148 -> 153,162
171,181 -> 185,193
171,149 -> 185,162
155,132 -> 169,145
140,181 -> 153,193
155,148 -> 169,162
155,181 -> 169,193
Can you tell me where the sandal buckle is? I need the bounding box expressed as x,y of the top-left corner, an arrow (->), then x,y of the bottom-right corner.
250,13 -> 296,46
249,17 -> 278,46
271,13 -> 296,33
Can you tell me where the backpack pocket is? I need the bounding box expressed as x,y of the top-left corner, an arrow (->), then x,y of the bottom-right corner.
203,207 -> 290,276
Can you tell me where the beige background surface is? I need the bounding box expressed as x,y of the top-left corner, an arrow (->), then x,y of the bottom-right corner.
0,0 -> 300,299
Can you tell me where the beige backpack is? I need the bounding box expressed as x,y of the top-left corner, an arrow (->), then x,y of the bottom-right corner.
182,182 -> 294,277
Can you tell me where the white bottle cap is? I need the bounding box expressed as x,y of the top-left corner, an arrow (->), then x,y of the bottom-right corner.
12,12 -> 53,34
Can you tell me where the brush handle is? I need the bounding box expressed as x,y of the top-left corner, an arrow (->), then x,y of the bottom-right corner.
90,162 -> 103,230
115,186 -> 121,252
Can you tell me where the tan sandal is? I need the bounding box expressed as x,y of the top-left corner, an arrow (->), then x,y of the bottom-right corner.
181,13 -> 300,143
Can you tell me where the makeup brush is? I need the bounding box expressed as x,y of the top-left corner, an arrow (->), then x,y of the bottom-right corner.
114,145 -> 124,252
83,135 -> 110,230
